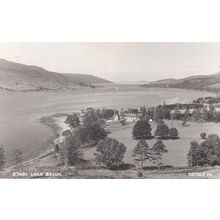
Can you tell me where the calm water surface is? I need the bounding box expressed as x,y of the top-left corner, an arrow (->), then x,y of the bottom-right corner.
0,84 -> 214,154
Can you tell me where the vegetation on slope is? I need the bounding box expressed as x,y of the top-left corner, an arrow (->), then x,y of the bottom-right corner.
0,58 -> 111,91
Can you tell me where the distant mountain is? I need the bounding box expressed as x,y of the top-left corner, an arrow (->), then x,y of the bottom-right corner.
63,73 -> 110,84
0,58 -> 111,91
142,72 -> 220,93
151,78 -> 178,84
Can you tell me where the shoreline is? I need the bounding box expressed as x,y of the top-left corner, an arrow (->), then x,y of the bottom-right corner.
39,113 -> 70,137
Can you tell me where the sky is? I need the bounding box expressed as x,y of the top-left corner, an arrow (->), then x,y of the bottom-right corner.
0,42 -> 220,82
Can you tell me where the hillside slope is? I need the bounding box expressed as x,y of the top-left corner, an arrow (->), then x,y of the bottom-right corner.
0,58 -> 111,91
143,72 -> 220,92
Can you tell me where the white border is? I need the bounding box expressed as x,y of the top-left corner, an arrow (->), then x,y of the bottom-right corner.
1,0 -> 220,220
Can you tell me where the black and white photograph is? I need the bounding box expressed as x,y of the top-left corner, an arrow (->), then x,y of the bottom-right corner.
2,1 -> 220,220
1,42 -> 220,179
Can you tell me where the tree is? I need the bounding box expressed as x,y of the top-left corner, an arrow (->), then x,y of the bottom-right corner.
171,108 -> 180,120
60,134 -> 82,166
154,120 -> 169,139
151,140 -> 168,169
168,128 -> 179,139
153,105 -> 164,122
75,121 -> 107,147
187,134 -> 220,167
102,108 -> 114,119
0,145 -> 5,170
187,141 -> 208,167
94,137 -> 126,169
83,108 -> 98,126
140,106 -> 147,117
12,149 -> 23,165
65,113 -> 80,128
132,119 -> 152,139
163,108 -> 171,120
133,140 -> 151,172
201,134 -> 220,166
201,107 -> 209,122
213,111 -> 220,122
200,132 -> 207,139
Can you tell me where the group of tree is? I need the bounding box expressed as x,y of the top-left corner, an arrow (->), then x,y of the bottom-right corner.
65,113 -> 80,129
133,139 -> 168,176
187,134 -> 220,167
132,119 -> 179,140
65,108 -> 116,129
139,105 -> 171,122
154,120 -> 179,139
57,108 -> 109,165
193,96 -> 220,105
171,105 -> 220,123
64,108 -> 108,148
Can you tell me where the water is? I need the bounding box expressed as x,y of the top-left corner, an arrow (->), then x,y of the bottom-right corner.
0,84 -> 214,154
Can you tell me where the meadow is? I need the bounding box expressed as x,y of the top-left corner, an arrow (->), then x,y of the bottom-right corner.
82,120 -> 220,167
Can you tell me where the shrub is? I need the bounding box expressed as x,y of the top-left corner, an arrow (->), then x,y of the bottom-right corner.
94,137 -> 126,169
169,128 -> 179,139
132,119 -> 152,139
200,132 -> 207,139
137,170 -> 143,177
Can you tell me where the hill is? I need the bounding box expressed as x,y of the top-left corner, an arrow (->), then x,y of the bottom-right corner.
63,73 -> 110,84
143,72 -> 220,92
0,58 -> 111,91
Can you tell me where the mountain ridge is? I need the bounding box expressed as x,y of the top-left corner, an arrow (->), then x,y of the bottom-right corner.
0,58 -> 111,91
143,71 -> 220,93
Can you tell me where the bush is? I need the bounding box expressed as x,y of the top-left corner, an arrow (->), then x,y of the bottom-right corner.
168,128 -> 179,139
200,132 -> 207,139
132,119 -> 152,139
137,170 -> 143,177
94,137 -> 126,169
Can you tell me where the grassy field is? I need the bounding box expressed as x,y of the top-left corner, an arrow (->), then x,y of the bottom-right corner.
2,119 -> 220,179
82,120 -> 220,167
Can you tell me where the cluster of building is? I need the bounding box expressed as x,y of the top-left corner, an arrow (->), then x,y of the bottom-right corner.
74,97 -> 220,128
168,102 -> 220,119
106,112 -> 140,126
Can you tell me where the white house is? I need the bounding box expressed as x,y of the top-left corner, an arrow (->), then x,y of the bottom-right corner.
123,113 -> 139,122
113,113 -> 120,121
